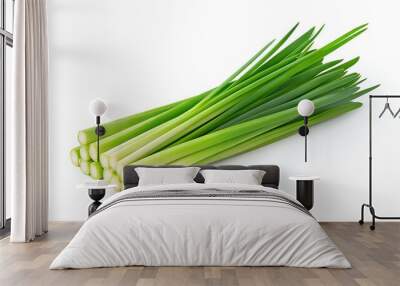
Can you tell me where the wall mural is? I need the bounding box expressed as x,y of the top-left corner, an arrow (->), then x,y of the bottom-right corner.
70,23 -> 378,188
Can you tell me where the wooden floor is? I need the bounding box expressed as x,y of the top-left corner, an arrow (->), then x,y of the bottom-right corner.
0,222 -> 399,286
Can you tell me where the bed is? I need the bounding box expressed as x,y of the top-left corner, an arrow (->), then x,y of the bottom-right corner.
50,165 -> 350,269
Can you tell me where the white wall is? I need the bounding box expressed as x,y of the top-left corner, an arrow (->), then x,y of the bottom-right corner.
48,0 -> 400,221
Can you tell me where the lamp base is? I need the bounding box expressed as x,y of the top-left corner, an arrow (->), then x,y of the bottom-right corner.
95,125 -> 106,136
298,126 -> 309,136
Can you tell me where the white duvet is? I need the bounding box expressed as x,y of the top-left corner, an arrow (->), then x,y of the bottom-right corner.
50,183 -> 350,269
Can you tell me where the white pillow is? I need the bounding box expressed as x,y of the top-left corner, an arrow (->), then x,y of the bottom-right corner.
135,167 -> 200,186
200,169 -> 266,185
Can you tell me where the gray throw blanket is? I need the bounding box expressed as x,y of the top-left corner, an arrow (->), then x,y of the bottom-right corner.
91,189 -> 312,218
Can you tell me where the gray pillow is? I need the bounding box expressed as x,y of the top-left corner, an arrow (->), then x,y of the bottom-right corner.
200,169 -> 266,185
135,167 -> 200,186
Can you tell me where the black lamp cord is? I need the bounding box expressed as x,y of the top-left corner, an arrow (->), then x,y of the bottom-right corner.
96,116 -> 100,162
304,116 -> 308,163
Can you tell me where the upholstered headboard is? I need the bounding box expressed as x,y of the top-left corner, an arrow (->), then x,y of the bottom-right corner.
123,165 -> 280,190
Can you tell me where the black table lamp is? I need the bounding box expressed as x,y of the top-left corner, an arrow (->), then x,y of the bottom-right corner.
297,99 -> 315,162
89,99 -> 107,162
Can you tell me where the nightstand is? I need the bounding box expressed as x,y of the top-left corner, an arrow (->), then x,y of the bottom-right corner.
288,176 -> 320,210
77,182 -> 117,216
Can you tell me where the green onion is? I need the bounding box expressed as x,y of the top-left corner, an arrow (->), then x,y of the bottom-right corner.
77,92 -> 211,145
69,24 -> 378,186
70,146 -> 81,167
80,160 -> 92,176
130,86 -> 370,170
90,162 -> 103,180
103,168 -> 114,183
196,102 -> 363,164
88,91 -> 207,163
79,145 -> 91,161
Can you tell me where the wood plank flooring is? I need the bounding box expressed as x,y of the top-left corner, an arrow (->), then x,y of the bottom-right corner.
0,222 -> 399,286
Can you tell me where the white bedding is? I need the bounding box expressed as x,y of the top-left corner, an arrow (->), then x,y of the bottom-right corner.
50,183 -> 350,269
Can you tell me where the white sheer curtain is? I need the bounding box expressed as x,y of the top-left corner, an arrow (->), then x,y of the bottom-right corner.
10,0 -> 48,242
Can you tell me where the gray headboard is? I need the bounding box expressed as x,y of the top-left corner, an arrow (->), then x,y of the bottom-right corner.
123,165 -> 280,190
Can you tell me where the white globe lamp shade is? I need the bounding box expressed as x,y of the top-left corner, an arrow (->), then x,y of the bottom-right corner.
89,99 -> 107,117
297,99 -> 315,117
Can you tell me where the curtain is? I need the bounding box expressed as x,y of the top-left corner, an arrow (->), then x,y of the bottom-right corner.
10,0 -> 48,242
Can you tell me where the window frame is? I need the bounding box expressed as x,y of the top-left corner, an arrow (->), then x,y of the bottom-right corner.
0,0 -> 13,234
